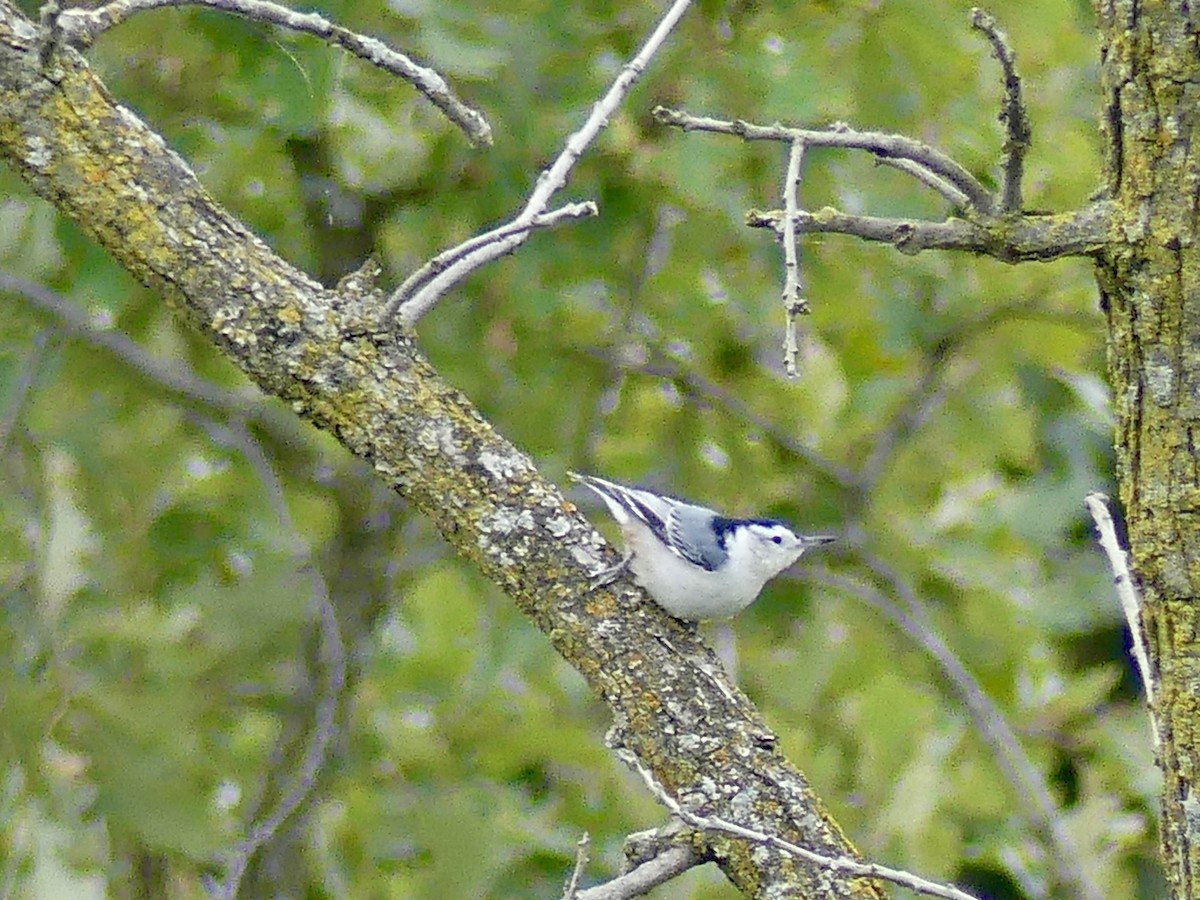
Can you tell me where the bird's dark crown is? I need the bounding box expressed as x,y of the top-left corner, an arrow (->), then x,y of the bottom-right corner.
710,516 -> 792,547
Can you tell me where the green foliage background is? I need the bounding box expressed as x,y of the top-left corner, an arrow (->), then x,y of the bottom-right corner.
0,0 -> 1158,897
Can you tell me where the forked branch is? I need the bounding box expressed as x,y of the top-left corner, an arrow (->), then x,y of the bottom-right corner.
384,0 -> 697,326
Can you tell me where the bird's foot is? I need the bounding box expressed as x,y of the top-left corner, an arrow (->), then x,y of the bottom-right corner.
588,550 -> 632,591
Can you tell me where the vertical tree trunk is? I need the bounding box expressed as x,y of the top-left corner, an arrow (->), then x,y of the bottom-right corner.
1095,2 -> 1200,894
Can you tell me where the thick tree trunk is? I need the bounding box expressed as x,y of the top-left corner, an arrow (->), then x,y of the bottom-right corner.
1095,1 -> 1200,895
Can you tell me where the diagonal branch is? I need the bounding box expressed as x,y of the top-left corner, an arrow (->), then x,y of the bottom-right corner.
1085,492 -> 1159,748
0,3 -> 880,895
51,0 -> 492,146
812,560 -> 1103,900
876,157 -> 972,209
0,272 -> 310,453
573,844 -> 701,900
383,201 -> 598,323
0,326 -> 51,458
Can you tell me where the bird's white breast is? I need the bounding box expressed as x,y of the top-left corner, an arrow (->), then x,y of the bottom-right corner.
621,525 -> 765,620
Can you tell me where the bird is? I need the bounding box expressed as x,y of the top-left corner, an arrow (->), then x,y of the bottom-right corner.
569,472 -> 834,620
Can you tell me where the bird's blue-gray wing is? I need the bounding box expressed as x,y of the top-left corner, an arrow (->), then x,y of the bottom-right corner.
667,505 -> 728,572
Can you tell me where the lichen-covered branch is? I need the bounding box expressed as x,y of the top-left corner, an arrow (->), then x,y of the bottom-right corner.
746,203 -> 1112,262
969,7 -> 1031,213
0,3 -> 881,895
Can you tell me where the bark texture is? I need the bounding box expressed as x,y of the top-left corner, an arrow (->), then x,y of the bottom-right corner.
1095,1 -> 1200,895
0,2 -> 882,896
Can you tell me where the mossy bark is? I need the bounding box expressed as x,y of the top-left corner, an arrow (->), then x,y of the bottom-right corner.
1095,1 -> 1200,895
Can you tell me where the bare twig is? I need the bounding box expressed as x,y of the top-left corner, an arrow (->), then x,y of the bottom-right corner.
383,201 -> 598,323
386,0 -> 697,324
746,202 -> 1112,262
970,8 -> 1031,213
561,833 -> 591,899
653,106 -> 995,214
1084,492 -> 1159,748
877,157 -> 972,209
575,844 -> 702,900
622,755 -> 981,900
52,0 -> 492,146
780,139 -> 807,377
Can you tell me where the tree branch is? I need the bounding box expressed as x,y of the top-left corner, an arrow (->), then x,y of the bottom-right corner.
561,832 -> 591,899
780,138 -> 807,375
0,325 -> 51,457
575,843 -> 702,900
746,202 -> 1113,262
624,754 -> 981,900
653,106 -> 995,214
383,201 -> 598,324
811,560 -> 1103,900
970,7 -> 1031,213
50,0 -> 492,146
1085,492 -> 1159,748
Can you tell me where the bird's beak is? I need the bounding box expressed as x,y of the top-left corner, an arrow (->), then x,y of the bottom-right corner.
803,535 -> 837,546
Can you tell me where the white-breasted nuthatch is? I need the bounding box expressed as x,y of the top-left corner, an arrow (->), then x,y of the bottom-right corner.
570,472 -> 835,620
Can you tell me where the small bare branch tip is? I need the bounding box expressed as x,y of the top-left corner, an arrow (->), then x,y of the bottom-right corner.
969,7 -> 1031,212
385,200 -> 600,324
560,833 -> 591,899
968,7 -> 993,29
777,137 -> 808,373
1084,492 -> 1159,748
